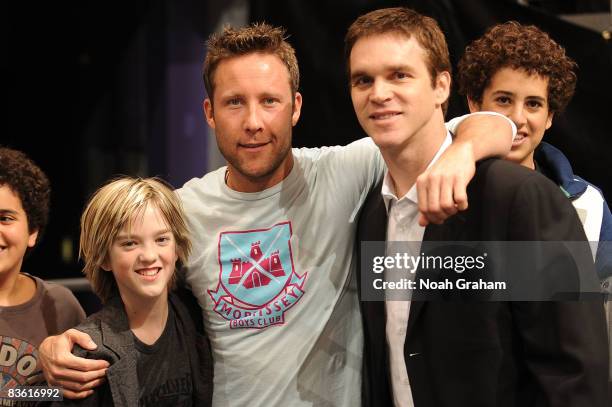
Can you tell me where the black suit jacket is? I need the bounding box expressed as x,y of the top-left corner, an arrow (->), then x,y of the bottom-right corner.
358,158 -> 609,407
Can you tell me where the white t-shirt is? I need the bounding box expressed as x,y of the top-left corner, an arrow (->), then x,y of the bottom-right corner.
178,138 -> 383,407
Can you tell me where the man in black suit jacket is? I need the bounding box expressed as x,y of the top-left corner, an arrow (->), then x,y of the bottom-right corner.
346,7 -> 609,407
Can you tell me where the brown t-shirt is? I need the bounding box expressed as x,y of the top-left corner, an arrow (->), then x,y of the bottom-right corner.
0,274 -> 85,405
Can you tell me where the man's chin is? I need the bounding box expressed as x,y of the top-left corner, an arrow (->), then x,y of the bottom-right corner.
368,134 -> 406,151
226,147 -> 292,188
232,163 -> 282,182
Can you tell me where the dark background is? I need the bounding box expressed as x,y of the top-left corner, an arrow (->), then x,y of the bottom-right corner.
4,0 -> 611,281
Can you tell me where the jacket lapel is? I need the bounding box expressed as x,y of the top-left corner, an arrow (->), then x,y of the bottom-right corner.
359,181 -> 388,243
406,213 -> 468,338
99,298 -> 140,407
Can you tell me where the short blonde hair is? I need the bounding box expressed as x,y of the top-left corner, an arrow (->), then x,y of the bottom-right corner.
80,177 -> 191,303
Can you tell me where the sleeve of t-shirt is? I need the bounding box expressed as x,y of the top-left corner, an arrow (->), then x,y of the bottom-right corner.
44,282 -> 87,332
445,111 -> 517,140
307,111 -> 517,213
299,137 -> 385,223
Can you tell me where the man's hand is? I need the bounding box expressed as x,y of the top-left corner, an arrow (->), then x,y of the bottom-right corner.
418,112 -> 514,225
39,329 -> 109,399
417,141 -> 474,225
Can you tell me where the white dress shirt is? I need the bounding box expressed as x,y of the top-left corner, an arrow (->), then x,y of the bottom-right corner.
381,133 -> 452,407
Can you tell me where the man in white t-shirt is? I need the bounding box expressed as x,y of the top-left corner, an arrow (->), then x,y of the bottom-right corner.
37,22 -> 516,406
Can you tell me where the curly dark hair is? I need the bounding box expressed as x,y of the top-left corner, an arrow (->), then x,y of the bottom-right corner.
457,21 -> 577,113
0,147 -> 50,244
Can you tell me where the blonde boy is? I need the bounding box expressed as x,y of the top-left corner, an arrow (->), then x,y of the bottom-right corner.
60,177 -> 212,406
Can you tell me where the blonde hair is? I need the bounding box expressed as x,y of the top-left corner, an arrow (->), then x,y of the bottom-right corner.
80,177 -> 191,302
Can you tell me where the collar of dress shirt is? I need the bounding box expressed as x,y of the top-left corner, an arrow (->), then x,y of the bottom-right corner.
381,131 -> 453,213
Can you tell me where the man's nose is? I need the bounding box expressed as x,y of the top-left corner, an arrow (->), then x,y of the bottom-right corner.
244,105 -> 263,134
370,80 -> 392,104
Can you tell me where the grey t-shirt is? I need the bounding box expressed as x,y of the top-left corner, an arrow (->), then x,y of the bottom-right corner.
179,138 -> 384,407
0,274 -> 85,405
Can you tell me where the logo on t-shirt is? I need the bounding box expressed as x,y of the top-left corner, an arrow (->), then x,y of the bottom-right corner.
0,336 -> 42,395
209,221 -> 307,329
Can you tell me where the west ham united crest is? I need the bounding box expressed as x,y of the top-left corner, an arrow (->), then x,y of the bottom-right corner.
208,221 -> 307,329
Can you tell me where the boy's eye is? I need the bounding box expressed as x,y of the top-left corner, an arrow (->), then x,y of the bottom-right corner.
0,215 -> 15,223
526,100 -> 543,109
156,236 -> 171,244
120,240 -> 137,248
495,96 -> 511,105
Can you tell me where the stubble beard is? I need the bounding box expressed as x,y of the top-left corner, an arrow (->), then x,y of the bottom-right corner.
221,135 -> 293,185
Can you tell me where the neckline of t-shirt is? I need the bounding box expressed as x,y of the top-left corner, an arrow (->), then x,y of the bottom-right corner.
219,157 -> 299,201
133,304 -> 174,354
0,273 -> 43,313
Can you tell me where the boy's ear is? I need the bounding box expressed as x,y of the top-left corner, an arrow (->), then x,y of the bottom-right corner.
27,230 -> 39,248
467,97 -> 480,113
545,111 -> 554,130
101,258 -> 112,272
